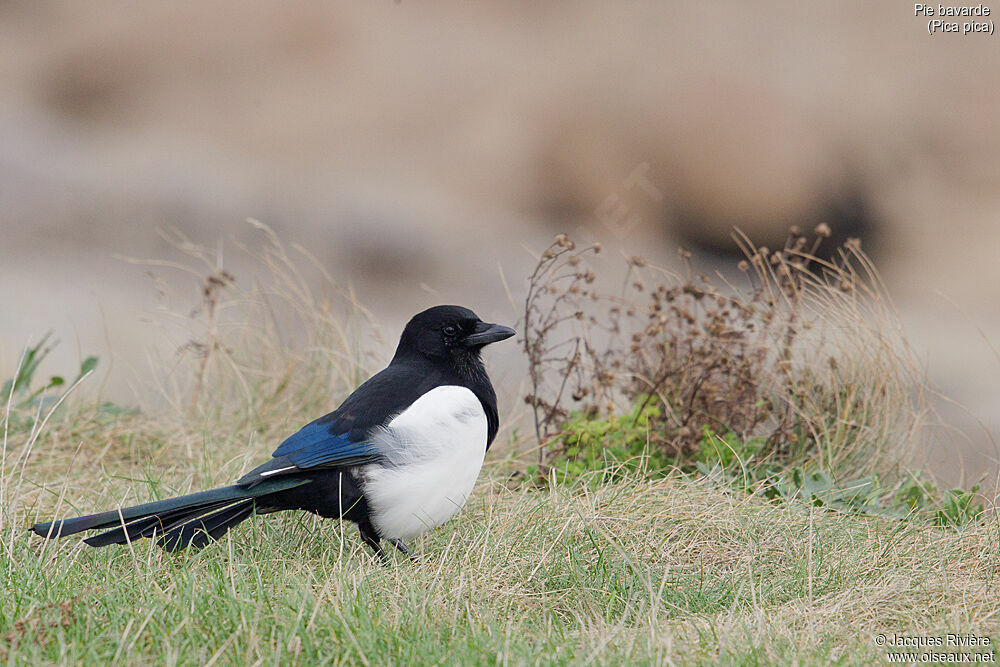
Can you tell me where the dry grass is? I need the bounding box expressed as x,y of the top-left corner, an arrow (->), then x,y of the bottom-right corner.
133,221 -> 381,425
5,444 -> 1000,664
4,223 -> 379,535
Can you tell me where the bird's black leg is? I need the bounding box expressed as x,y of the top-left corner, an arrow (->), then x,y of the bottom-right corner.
358,520 -> 388,563
387,538 -> 417,560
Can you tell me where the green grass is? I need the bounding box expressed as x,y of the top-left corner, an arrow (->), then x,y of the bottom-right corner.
4,390 -> 999,665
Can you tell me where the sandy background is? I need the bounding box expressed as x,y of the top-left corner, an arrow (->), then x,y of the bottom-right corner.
1,1 -> 998,487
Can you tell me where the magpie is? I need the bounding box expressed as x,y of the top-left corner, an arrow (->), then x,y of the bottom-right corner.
31,305 -> 515,560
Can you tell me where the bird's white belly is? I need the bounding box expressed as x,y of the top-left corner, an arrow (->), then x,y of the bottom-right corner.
362,385 -> 488,540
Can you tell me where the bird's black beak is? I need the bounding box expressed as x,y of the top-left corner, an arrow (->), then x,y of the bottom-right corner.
463,321 -> 516,347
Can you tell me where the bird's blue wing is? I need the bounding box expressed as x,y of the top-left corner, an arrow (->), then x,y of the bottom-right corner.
270,419 -> 381,469
255,363 -> 448,478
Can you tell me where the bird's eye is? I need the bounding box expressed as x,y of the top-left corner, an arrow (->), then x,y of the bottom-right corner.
443,325 -> 457,337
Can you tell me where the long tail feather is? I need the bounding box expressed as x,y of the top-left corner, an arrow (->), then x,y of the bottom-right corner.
31,477 -> 310,547
158,500 -> 256,552
82,500 -> 236,547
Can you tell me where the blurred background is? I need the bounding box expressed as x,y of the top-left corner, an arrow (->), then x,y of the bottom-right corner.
1,1 -> 998,488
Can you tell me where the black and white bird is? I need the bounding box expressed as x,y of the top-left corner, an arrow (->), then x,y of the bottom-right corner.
31,305 -> 515,560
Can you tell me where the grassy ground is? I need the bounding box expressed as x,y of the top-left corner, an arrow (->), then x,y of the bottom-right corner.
3,398 -> 999,665
3,234 -> 999,665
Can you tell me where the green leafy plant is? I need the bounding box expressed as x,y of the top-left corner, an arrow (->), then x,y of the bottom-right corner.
553,400 -> 674,482
2,333 -> 98,413
934,485 -> 984,527
892,474 -> 984,527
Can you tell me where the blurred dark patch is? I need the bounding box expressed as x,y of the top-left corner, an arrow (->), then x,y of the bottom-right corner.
671,183 -> 879,261
36,47 -> 145,122
819,185 -> 881,255
533,189 -> 589,230
334,217 -> 435,287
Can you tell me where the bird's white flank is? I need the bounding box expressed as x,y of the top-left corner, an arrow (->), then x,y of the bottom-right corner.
362,385 -> 488,540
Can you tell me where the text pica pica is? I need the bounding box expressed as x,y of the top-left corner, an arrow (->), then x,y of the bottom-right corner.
31,305 -> 515,560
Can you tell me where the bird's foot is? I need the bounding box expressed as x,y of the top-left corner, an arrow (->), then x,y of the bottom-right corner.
387,538 -> 420,562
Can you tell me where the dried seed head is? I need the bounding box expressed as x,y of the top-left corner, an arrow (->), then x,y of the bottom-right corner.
815,223 -> 831,238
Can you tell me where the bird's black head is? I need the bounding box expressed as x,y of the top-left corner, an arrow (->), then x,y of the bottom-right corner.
392,305 -> 515,366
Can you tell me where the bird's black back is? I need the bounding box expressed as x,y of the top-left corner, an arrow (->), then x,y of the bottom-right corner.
310,351 -> 500,448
